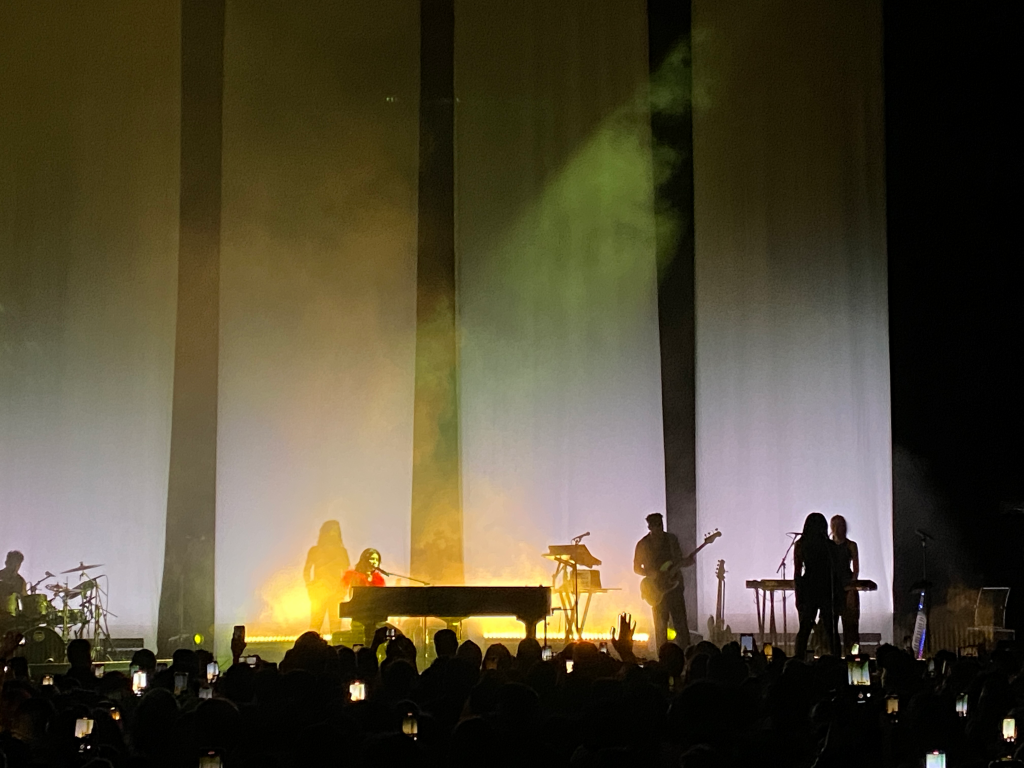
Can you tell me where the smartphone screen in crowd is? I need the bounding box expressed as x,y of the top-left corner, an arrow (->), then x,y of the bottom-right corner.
925,752 -> 946,768
174,673 -> 188,695
565,661 -> 574,674
206,661 -> 219,683
847,659 -> 870,686
42,675 -> 54,686
199,751 -> 222,768
349,681 -> 366,702
74,719 -> 94,739
956,694 -> 968,717
199,687 -> 213,700
232,625 -> 245,645
1003,717 -> 1017,742
132,670 -> 147,695
739,634 -> 754,656
885,696 -> 899,715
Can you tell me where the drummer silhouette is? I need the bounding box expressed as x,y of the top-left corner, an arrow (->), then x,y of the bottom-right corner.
0,551 -> 26,628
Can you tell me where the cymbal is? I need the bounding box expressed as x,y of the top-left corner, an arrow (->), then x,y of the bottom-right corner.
61,562 -> 103,574
73,580 -> 97,592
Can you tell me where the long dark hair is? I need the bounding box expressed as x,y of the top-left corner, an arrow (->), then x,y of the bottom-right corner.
801,512 -> 829,540
355,548 -> 380,573
317,520 -> 344,549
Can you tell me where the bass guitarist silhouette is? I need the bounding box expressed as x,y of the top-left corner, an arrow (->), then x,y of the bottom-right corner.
634,513 -> 721,651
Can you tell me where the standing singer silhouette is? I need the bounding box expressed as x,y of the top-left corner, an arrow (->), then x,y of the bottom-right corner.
304,521 -> 350,634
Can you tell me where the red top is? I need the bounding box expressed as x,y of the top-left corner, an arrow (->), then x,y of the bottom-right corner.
342,569 -> 385,596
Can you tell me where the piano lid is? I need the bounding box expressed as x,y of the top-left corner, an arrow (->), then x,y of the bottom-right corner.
544,544 -> 601,568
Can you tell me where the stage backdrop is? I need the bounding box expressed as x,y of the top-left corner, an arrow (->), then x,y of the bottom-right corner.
692,0 -> 893,637
455,0 -> 667,637
0,2 -> 180,642
214,0 -> 421,641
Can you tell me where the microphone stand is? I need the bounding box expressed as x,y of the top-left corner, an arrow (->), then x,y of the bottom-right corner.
777,533 -> 800,651
375,569 -> 430,663
376,569 -> 430,586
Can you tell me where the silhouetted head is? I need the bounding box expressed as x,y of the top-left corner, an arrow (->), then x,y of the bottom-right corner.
433,628 -> 458,658
356,548 -> 381,573
67,638 -> 92,669
646,513 -> 665,534
482,643 -> 512,672
171,648 -> 201,679
318,520 -> 343,548
516,637 -> 542,670
4,551 -> 23,571
830,515 -> 848,542
801,513 -> 828,540
456,639 -> 483,670
130,649 -> 158,673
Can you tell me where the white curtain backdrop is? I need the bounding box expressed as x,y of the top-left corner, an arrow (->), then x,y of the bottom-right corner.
455,0 -> 666,634
215,0 -> 421,640
0,2 -> 181,642
692,0 -> 893,637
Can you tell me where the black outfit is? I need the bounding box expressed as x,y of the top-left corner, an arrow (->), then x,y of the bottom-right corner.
0,567 -> 26,625
835,539 -> 860,653
794,535 -> 843,658
634,532 -> 691,650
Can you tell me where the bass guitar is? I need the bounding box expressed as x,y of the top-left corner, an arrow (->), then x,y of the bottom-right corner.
640,529 -> 721,606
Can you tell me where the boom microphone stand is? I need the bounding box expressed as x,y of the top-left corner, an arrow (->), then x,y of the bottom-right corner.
777,533 -> 800,652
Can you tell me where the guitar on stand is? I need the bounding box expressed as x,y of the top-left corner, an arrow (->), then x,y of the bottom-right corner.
706,559 -> 733,645
641,530 -> 721,606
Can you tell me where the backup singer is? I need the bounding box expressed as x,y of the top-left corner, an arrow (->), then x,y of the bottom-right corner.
304,521 -> 350,634
831,514 -> 860,654
794,513 -> 843,658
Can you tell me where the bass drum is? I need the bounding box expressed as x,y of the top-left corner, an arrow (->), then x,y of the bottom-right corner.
16,626 -> 66,665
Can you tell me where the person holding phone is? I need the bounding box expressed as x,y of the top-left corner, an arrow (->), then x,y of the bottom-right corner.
794,513 -> 843,659
830,515 -> 860,655
304,520 -> 351,635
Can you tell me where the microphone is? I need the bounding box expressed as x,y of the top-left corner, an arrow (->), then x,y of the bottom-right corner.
574,531 -> 591,540
44,571 -> 54,578
915,529 -> 934,541
374,567 -> 393,577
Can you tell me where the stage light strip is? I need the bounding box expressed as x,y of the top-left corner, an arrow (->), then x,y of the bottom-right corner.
247,634 -> 333,644
483,632 -> 650,643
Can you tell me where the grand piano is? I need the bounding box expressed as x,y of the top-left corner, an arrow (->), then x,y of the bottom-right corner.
339,586 -> 552,645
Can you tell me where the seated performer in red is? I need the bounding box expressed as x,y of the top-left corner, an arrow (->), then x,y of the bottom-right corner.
342,548 -> 386,599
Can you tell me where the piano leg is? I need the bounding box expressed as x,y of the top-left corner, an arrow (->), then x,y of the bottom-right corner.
768,590 -> 777,647
518,616 -> 539,640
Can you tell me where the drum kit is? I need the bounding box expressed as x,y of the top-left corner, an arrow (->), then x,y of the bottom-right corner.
4,562 -> 114,663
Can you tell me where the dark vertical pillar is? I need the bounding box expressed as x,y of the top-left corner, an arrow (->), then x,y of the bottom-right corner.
157,0 -> 225,654
648,0 -> 699,631
410,0 -> 463,585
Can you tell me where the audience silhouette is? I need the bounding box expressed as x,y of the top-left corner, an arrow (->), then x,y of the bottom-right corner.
2,619 -> 1024,767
